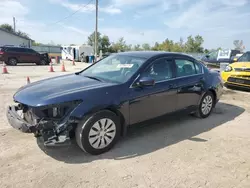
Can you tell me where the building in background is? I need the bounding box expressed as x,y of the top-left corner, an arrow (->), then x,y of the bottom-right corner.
0,28 -> 32,48
32,45 -> 62,58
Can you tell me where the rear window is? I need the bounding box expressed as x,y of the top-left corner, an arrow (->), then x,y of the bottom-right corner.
6,47 -> 26,53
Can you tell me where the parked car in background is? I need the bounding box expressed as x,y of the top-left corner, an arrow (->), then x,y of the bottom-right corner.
7,51 -> 223,155
201,49 -> 241,65
0,46 -> 50,65
221,51 -> 250,90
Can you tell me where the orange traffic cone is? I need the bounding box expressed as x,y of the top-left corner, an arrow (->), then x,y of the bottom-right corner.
2,62 -> 8,74
49,63 -> 54,72
72,59 -> 75,66
61,61 -> 66,72
27,76 -> 30,84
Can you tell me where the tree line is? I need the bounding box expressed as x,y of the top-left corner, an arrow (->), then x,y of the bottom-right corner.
0,23 -> 245,53
87,31 -> 209,54
0,23 -> 30,39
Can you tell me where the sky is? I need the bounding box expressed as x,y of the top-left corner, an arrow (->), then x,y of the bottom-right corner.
0,0 -> 250,50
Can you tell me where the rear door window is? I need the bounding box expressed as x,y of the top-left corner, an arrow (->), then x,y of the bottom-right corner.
7,48 -> 26,53
174,59 -> 197,77
194,61 -> 203,74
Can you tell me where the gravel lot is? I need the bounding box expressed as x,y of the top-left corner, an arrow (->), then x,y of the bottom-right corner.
0,62 -> 250,188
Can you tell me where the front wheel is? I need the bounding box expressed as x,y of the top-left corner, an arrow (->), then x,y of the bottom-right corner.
195,91 -> 214,118
75,110 -> 121,155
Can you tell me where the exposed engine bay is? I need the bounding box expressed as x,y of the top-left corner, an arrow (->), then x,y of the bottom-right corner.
7,100 -> 82,146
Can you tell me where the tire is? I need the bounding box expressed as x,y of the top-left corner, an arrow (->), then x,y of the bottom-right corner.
195,91 -> 214,118
8,58 -> 17,66
39,59 -> 47,65
75,110 -> 121,155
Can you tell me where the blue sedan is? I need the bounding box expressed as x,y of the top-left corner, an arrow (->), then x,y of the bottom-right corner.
7,51 -> 223,155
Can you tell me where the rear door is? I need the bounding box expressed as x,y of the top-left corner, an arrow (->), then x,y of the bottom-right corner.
173,57 -> 205,110
6,47 -> 25,62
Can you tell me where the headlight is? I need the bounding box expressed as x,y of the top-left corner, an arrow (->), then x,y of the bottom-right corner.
37,100 -> 82,119
224,65 -> 232,72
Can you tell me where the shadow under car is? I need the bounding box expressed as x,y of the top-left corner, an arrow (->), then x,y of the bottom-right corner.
37,102 -> 245,164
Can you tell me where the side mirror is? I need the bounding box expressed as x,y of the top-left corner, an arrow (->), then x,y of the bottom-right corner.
138,77 -> 155,87
205,55 -> 210,58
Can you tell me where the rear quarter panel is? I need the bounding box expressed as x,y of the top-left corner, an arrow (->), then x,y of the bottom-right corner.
205,69 -> 223,101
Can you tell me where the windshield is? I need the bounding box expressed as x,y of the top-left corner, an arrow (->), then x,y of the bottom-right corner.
237,52 -> 250,62
80,54 -> 147,83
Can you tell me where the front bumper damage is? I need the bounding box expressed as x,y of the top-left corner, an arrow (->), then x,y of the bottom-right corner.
6,104 -> 79,146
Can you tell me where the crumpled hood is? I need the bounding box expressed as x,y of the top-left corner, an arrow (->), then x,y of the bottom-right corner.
14,74 -> 115,107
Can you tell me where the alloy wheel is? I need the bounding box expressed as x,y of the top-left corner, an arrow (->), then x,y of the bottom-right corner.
88,118 -> 116,149
201,95 -> 213,115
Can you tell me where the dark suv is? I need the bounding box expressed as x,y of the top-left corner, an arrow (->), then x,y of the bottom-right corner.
0,46 -> 50,66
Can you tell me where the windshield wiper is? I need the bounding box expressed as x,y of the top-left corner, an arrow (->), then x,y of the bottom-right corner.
84,75 -> 103,82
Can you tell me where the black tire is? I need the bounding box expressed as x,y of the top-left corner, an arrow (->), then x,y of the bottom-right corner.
75,110 -> 121,155
39,59 -> 47,65
195,91 -> 214,118
8,58 -> 17,66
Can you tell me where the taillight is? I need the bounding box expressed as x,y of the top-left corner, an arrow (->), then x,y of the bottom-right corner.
0,51 -> 4,55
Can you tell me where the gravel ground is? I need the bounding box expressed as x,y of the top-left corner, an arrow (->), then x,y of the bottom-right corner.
0,63 -> 250,188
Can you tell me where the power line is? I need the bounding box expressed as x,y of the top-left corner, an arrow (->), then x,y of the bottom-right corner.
94,0 -> 98,56
50,0 -> 95,25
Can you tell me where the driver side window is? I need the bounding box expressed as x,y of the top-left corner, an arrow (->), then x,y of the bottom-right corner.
141,58 -> 173,82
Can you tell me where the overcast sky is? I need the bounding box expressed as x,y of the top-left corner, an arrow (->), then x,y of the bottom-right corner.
0,0 -> 249,50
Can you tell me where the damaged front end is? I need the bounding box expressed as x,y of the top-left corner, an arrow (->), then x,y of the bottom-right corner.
6,100 -> 82,146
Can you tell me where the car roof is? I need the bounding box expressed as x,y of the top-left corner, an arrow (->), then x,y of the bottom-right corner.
116,51 -> 194,59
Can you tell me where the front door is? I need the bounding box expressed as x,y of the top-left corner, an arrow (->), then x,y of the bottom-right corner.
24,48 -> 40,63
129,57 -> 178,125
173,58 -> 205,110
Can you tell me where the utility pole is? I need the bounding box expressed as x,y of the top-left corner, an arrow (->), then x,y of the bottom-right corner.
13,17 -> 16,32
94,0 -> 98,59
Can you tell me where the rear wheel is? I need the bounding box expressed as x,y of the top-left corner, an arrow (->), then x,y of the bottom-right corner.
8,58 -> 17,66
75,110 -> 121,155
195,91 -> 214,118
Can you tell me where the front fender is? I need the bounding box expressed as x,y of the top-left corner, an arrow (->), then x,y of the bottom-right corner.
69,98 -> 130,125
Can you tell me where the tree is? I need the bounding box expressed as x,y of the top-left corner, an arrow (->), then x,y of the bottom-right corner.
87,31 -> 102,53
110,37 -> 128,52
0,24 -> 14,32
204,49 -> 209,54
233,40 -> 244,51
151,42 -> 160,51
100,35 -> 111,53
16,30 -> 30,38
141,43 -> 151,51
185,35 -> 204,53
0,24 -> 30,38
133,44 -> 142,51
32,41 -> 41,46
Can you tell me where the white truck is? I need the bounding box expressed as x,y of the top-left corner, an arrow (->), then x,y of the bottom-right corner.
61,44 -> 94,62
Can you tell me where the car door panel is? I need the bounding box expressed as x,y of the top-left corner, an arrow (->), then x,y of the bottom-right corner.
174,58 -> 205,110
176,75 -> 205,110
129,80 -> 178,124
128,57 -> 177,125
